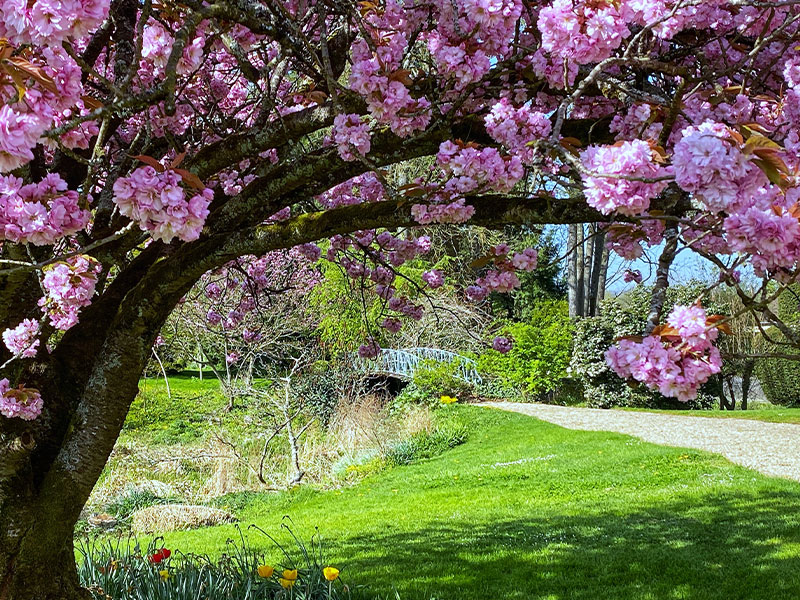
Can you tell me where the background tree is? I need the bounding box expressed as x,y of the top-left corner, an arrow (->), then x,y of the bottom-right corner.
568,223 -> 609,318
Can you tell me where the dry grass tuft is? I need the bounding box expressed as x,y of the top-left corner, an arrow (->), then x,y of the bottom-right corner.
130,504 -> 237,533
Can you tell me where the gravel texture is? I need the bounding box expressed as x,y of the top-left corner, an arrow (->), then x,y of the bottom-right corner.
482,402 -> 800,482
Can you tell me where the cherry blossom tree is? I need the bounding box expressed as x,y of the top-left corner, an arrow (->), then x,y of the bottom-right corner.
2,0 -> 800,597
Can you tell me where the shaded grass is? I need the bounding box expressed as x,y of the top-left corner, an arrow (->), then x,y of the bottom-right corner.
153,406 -> 800,600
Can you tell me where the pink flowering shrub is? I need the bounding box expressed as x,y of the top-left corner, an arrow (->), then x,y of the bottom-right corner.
605,304 -> 725,402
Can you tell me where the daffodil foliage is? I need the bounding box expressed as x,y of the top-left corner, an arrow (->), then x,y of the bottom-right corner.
3,1 -> 800,595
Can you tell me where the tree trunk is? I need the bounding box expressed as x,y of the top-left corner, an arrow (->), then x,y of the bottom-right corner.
595,242 -> 609,316
741,360 -> 754,411
725,378 -> 737,410
645,224 -> 678,334
0,507 -> 90,600
583,224 -> 594,317
576,225 -> 586,318
567,224 -> 581,318
588,228 -> 607,316
712,374 -> 733,410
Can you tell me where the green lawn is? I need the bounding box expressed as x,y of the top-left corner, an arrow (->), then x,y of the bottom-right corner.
619,405 -> 800,424
157,405 -> 800,600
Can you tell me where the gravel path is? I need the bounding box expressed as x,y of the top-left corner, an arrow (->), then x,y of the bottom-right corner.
482,402 -> 800,482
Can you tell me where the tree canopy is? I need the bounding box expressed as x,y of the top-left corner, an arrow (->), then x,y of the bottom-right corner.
2,0 -> 800,597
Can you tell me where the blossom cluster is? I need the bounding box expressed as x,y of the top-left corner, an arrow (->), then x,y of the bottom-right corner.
39,255 -> 101,331
0,0 -> 108,46
722,186 -> 800,276
112,166 -> 212,243
0,379 -> 43,421
437,140 -> 524,195
672,122 -> 766,213
581,140 -> 669,217
605,219 -> 664,261
465,244 -> 538,306
605,305 -> 723,401
484,99 -> 552,162
0,174 -> 90,245
349,28 -> 431,137
330,114 -> 371,161
0,41 -> 94,173
3,319 -> 40,358
538,0 -> 629,65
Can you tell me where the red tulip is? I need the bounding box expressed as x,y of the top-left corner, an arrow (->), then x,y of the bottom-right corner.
149,548 -> 170,564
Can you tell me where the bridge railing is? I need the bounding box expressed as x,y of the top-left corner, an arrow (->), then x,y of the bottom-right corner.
356,347 -> 482,385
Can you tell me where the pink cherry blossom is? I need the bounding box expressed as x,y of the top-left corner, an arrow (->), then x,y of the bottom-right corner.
330,114 -> 371,161
421,270 -> 445,288
3,319 -> 40,358
0,379 -> 43,421
581,140 -> 669,217
112,166 -> 212,243
606,304 -> 722,401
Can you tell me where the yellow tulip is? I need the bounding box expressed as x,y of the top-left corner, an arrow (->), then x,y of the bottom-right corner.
279,577 -> 296,589
323,566 -> 340,581
257,564 -> 274,578
159,569 -> 170,581
283,569 -> 298,581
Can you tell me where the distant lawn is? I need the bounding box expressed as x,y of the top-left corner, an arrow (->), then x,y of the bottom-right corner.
155,405 -> 800,600
619,405 -> 800,424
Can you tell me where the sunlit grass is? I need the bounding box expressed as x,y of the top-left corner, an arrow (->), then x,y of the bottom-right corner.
149,405 -> 800,600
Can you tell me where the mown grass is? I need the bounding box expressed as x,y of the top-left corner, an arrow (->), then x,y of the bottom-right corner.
146,404 -> 800,600
619,405 -> 800,424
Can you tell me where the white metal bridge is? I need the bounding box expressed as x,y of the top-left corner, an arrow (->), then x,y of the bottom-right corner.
357,347 -> 482,385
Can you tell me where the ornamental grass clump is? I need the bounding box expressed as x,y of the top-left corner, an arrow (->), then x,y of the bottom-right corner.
78,522 -> 350,600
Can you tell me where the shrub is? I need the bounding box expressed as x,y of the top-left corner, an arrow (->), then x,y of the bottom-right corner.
753,285 -> 800,407
477,300 -> 574,401
337,453 -> 388,480
756,356 -> 800,406
571,293 -> 715,410
391,383 -> 435,411
411,358 -> 477,399
295,361 -> 359,427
